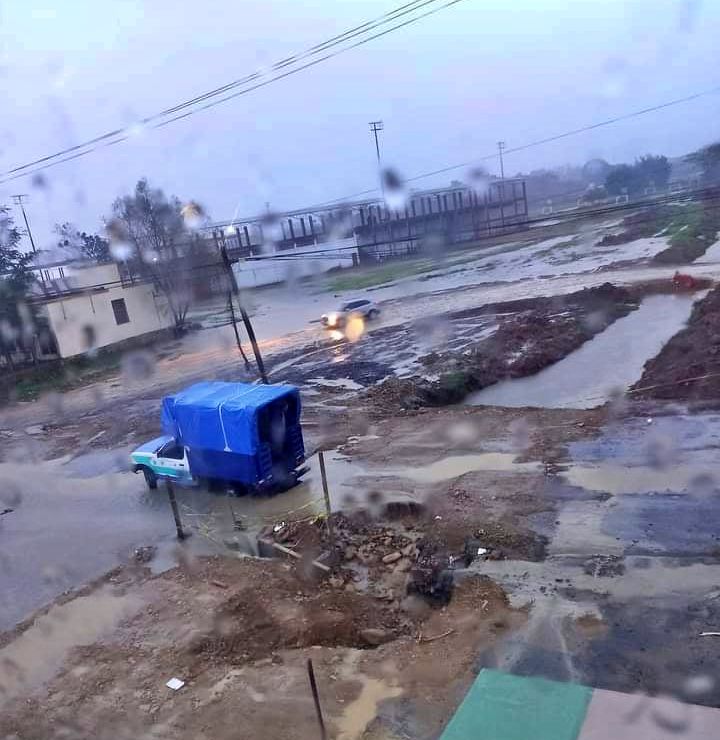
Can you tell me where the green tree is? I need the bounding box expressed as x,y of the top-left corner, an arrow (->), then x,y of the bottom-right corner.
605,164 -> 639,195
0,207 -> 36,369
55,222 -> 112,263
635,154 -> 671,190
109,179 -> 211,333
686,142 -> 720,185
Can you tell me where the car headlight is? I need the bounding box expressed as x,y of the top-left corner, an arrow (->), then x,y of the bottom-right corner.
327,313 -> 338,326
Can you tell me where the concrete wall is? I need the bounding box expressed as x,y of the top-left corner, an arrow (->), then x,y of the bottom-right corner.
232,238 -> 358,289
43,266 -> 173,358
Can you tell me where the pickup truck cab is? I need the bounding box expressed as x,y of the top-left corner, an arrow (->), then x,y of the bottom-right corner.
131,434 -> 193,489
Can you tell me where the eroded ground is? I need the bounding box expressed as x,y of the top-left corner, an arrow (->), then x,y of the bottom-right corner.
3,212 -> 720,738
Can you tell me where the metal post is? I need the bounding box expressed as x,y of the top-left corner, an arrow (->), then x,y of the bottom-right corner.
318,451 -> 334,545
220,245 -> 269,384
307,659 -> 327,740
165,481 -> 185,540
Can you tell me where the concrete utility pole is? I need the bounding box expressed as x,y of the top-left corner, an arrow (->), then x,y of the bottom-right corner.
12,194 -> 37,253
220,244 -> 269,384
369,121 -> 385,195
497,141 -> 506,180
497,142 -> 507,227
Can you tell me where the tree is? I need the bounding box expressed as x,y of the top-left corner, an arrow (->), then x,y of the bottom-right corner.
686,142 -> 720,185
605,155 -> 671,196
0,208 -> 36,369
634,154 -> 671,190
581,159 -> 611,183
109,179 -> 211,333
605,164 -> 639,196
55,222 -> 112,263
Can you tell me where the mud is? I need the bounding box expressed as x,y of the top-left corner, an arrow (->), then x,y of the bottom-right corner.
596,198 -> 720,266
367,283 -> 637,409
633,284 -> 720,401
0,557 -> 517,740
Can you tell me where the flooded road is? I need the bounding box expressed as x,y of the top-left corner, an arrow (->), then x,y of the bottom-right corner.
467,293 -> 701,408
477,411 -> 720,703
0,443 -> 547,631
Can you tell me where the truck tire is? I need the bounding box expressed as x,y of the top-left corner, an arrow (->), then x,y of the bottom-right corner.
142,467 -> 158,490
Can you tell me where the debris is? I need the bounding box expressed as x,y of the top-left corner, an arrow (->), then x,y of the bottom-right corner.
258,538 -> 331,574
0,508 -> 13,517
582,554 -> 625,578
382,551 -> 403,565
133,546 -> 157,564
86,430 -> 107,445
647,418 -> 653,425
394,559 -> 412,573
343,545 -> 357,561
24,424 -> 46,436
166,677 -> 185,691
211,580 -> 229,589
419,628 -> 455,643
700,632 -> 720,637
273,521 -> 286,534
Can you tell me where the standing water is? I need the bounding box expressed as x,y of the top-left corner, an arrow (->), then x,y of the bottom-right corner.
467,293 -> 700,409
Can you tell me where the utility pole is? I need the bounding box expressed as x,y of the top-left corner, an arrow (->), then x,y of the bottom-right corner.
369,121 -> 385,196
12,194 -> 37,253
220,244 -> 269,384
497,141 -> 506,180
497,142 -> 507,228
227,291 -> 251,371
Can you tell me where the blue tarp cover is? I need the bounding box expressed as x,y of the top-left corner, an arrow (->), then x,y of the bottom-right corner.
161,381 -> 298,456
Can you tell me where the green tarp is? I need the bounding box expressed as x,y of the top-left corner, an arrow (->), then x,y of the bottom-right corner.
439,669 -> 592,740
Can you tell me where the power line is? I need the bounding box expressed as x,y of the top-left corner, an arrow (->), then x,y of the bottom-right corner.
0,0 -> 468,184
304,86 -> 720,209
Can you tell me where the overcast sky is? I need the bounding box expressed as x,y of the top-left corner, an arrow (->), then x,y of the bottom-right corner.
0,0 -> 718,249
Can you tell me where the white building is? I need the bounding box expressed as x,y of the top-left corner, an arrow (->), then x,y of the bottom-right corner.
34,263 -> 173,359
232,238 -> 358,289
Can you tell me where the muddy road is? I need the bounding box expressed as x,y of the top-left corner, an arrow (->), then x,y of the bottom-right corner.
3,216 -> 720,738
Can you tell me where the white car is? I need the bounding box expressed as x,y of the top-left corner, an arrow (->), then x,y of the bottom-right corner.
321,298 -> 380,329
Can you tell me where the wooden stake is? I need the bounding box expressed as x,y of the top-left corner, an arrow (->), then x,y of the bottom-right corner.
307,658 -> 327,740
318,451 -> 334,545
165,481 -> 185,540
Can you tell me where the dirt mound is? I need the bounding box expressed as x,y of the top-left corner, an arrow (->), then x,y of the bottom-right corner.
367,283 -> 636,409
195,582 -> 406,660
632,285 -> 720,401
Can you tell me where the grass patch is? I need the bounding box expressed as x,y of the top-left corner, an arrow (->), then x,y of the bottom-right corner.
324,259 -> 439,292
653,202 -> 720,264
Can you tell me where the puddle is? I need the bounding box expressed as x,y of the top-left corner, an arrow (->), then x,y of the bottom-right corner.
384,453 -> 540,484
467,294 -> 700,409
0,589 -> 142,706
335,675 -> 403,740
562,462 -> 712,495
306,377 -> 364,391
213,451 -> 539,542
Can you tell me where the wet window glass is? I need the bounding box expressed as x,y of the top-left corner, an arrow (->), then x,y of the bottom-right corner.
1,2 -> 720,739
